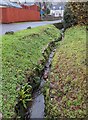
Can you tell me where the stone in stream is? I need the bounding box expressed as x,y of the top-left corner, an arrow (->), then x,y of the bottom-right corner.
43,71 -> 48,79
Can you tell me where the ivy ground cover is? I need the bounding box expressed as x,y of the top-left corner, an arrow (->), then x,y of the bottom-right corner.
1,25 -> 60,118
45,26 -> 87,118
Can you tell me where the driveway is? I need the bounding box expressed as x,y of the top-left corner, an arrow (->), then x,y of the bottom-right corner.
0,20 -> 62,35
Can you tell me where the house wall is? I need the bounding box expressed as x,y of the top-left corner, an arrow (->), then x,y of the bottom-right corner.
0,7 -> 40,23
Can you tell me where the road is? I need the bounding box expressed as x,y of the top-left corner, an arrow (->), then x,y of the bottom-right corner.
0,20 -> 62,35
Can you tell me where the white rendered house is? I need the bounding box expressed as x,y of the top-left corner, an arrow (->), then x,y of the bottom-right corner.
50,9 -> 64,17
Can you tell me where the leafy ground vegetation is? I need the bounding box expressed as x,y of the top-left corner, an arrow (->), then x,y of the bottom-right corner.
44,26 -> 87,118
1,25 -> 60,118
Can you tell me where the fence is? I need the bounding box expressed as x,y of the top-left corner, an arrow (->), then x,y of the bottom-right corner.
0,7 -> 40,23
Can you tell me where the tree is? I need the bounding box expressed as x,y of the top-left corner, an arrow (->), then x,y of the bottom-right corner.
64,2 -> 88,29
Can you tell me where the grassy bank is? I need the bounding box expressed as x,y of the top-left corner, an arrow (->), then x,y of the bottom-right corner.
1,25 -> 60,118
44,26 -> 87,118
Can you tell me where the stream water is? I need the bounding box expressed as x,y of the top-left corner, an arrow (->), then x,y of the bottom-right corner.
25,28 -> 64,119
29,49 -> 56,119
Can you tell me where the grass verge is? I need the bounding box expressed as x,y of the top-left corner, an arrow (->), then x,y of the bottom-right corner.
1,25 -> 60,118
44,25 -> 87,118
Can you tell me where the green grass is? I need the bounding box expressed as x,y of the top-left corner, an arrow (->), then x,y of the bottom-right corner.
45,25 -> 87,118
1,25 -> 60,118
0,35 -> 2,115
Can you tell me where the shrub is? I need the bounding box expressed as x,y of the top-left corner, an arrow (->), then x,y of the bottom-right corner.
63,2 -> 77,29
46,8 -> 50,14
64,2 -> 88,29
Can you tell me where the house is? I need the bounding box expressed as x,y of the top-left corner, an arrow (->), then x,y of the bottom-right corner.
50,3 -> 65,17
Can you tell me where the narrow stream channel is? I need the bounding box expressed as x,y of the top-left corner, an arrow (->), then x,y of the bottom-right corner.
25,27 -> 64,119
27,49 -> 56,119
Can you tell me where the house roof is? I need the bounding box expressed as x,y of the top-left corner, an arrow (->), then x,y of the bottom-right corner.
0,0 -> 22,8
21,2 -> 38,7
51,5 -> 64,10
50,3 -> 65,10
